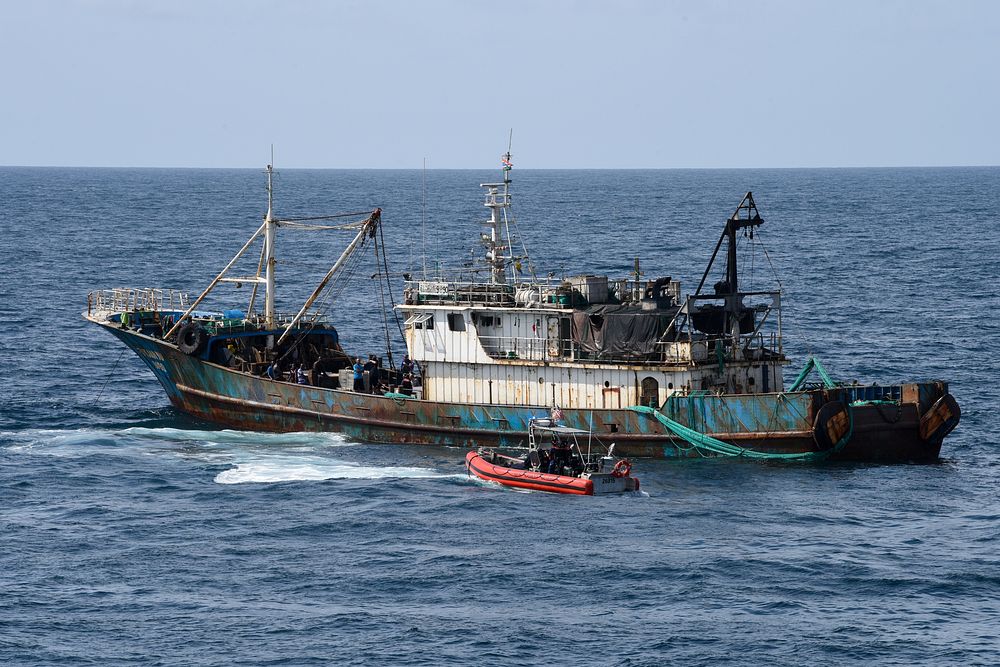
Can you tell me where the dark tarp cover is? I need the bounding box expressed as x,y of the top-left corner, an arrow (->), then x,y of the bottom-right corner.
571,305 -> 677,359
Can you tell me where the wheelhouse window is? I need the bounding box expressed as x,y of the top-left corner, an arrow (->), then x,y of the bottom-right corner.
447,313 -> 466,332
405,312 -> 434,330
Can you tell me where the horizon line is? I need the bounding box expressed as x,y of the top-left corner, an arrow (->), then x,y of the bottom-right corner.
2,163 -> 998,171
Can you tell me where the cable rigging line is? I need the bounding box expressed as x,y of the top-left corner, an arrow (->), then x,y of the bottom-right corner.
378,221 -> 406,367
372,232 -> 394,370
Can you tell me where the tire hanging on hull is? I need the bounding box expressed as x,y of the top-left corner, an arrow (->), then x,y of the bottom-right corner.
176,322 -> 207,356
812,400 -> 851,451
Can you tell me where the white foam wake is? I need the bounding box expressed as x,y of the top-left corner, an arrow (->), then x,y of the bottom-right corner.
2,428 -> 122,453
214,455 -> 461,484
2,427 -> 352,455
3,426 -> 464,487
121,427 -> 352,449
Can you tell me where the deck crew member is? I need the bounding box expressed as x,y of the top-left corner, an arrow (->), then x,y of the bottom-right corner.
537,448 -> 550,472
399,373 -> 414,396
548,434 -> 570,474
296,364 -> 309,385
365,355 -> 380,393
352,358 -> 365,392
401,355 -> 414,376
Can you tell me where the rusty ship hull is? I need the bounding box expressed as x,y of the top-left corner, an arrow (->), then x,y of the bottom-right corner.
98,322 -> 953,463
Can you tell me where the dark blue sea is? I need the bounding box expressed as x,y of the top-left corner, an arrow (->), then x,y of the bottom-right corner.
2,166 -> 998,666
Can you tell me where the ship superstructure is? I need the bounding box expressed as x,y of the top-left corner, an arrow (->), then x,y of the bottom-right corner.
399,154 -> 786,411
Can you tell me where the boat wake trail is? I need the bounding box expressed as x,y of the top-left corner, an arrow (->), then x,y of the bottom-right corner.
2,427 -> 464,486
1,427 -> 352,457
214,456 -> 461,485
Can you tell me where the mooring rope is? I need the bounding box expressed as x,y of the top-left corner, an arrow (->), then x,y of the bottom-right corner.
628,404 -> 852,462
95,347 -> 128,405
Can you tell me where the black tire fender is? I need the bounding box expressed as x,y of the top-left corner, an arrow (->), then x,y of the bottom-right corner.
176,322 -> 207,356
813,400 -> 850,451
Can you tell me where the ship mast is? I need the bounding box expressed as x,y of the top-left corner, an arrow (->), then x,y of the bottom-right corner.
480,149 -> 516,284
263,163 -> 277,328
691,191 -> 766,359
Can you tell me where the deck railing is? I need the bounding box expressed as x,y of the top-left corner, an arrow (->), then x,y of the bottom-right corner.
87,288 -> 191,316
476,331 -> 782,366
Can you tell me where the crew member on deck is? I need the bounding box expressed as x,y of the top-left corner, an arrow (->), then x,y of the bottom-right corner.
366,355 -> 380,393
399,373 -> 414,396
548,433 -> 570,474
401,355 -> 414,377
537,448 -> 550,473
296,364 -> 308,385
352,358 -> 365,392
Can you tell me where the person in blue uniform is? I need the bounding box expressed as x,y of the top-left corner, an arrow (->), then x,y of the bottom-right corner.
352,358 -> 365,392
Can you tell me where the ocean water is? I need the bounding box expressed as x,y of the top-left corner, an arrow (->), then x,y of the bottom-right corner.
1,166 -> 998,666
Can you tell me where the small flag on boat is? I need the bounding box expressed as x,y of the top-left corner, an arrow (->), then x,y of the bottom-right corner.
502,155 -> 513,171
551,406 -> 564,422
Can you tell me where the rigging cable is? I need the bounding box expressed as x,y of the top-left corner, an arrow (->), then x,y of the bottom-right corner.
247,239 -> 266,315
378,220 -> 406,368
95,347 -> 128,405
278,211 -> 375,222
504,207 -> 538,282
278,221 -> 373,360
372,230 -> 395,370
754,230 -> 784,292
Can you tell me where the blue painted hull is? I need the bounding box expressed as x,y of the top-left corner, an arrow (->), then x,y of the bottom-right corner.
101,322 -> 950,462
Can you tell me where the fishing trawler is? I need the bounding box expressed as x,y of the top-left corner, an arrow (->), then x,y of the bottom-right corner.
84,156 -> 960,462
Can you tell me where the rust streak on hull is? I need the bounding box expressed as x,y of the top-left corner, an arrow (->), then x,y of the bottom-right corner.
96,320 -> 951,463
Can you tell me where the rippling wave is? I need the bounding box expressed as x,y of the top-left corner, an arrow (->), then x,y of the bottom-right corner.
1,167 -> 997,665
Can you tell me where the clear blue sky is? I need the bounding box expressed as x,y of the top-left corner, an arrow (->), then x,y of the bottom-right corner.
2,0 -> 997,168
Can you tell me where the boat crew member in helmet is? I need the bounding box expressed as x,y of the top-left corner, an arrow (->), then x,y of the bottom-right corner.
401,355 -> 414,376
548,433 -> 570,474
399,373 -> 414,396
352,358 -> 365,392
537,448 -> 550,472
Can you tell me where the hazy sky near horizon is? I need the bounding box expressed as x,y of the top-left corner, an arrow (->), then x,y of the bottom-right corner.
2,0 -> 997,169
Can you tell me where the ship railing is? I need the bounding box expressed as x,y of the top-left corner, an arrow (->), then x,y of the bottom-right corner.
479,335 -> 554,361
478,334 -> 686,365
87,287 -> 192,318
86,287 -> 336,329
607,278 -> 682,305
403,279 -> 519,306
402,278 -> 587,308
482,190 -> 511,207
656,332 -> 782,364
739,332 -> 782,360
658,339 -> 710,364
477,331 -> 784,365
403,277 -> 688,309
